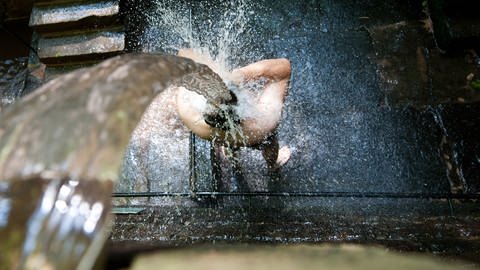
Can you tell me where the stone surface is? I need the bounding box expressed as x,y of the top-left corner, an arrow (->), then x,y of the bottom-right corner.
129,245 -> 476,270
111,198 -> 480,266
0,57 -> 28,110
37,30 -> 125,64
30,0 -> 120,33
369,21 -> 480,106
28,0 -> 125,67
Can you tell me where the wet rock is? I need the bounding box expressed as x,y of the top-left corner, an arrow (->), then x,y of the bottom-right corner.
434,104 -> 480,193
130,245 -> 475,270
369,20 -> 480,106
37,30 -> 125,64
29,0 -> 125,67
29,62 -> 46,80
30,0 -> 121,33
369,21 -> 432,106
427,0 -> 480,53
3,59 -> 14,66
0,57 -> 29,110
6,65 -> 17,75
110,3 -> 480,263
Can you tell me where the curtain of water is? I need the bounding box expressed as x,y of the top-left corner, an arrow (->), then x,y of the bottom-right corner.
141,0 -> 255,72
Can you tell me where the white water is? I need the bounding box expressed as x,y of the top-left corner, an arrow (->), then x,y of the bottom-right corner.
142,0 -> 264,148
143,0 -> 253,72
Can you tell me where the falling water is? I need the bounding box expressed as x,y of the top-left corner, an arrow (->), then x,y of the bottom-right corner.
0,53 -> 232,269
147,0 -> 280,146
117,0 -> 270,200
142,0 -> 254,71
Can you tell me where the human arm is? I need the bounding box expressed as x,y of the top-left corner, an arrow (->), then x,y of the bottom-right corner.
231,58 -> 291,83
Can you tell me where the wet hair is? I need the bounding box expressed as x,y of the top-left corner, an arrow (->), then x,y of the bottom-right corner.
203,105 -> 239,130
203,82 -> 240,130
225,82 -> 239,105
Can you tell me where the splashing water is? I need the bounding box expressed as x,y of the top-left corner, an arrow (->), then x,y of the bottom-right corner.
143,0 -> 253,71
143,0 -> 261,150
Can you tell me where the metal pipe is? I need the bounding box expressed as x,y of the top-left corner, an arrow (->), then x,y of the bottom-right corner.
112,191 -> 480,200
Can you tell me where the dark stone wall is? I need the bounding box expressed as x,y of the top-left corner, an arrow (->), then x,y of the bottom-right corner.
129,0 -> 451,196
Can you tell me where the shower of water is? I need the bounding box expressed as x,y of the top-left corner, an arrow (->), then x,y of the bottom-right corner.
117,0 -> 277,199
147,0 -> 285,146
119,0 -> 474,198
142,0 -> 253,72
107,1 -> 480,264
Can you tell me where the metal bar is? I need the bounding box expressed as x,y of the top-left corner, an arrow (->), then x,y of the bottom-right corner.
188,132 -> 197,198
112,207 -> 146,215
112,191 -> 480,200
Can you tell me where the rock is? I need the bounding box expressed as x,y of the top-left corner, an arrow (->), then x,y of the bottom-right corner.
130,245 -> 475,270
29,0 -> 121,33
37,30 -> 125,64
29,0 -> 125,66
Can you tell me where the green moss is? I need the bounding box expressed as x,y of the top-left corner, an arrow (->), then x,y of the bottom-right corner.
470,79 -> 480,90
422,0 -> 428,9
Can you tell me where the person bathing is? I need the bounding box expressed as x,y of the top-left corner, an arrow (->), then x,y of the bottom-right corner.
175,49 -> 292,170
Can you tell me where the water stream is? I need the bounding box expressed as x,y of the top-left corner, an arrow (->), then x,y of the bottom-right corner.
0,53 -> 232,269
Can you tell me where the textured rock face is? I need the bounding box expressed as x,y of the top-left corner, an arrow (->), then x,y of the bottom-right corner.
36,30 -> 125,63
29,1 -> 120,30
29,0 -> 125,65
108,2 -> 479,264
0,57 -> 28,109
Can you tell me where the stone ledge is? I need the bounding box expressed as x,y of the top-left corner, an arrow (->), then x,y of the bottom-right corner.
37,29 -> 125,64
29,0 -> 120,33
